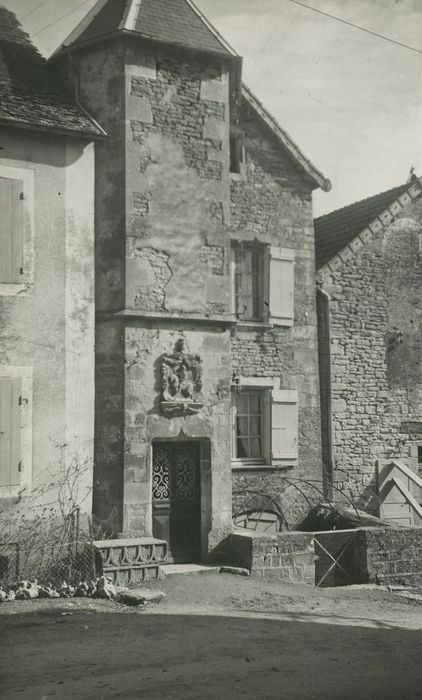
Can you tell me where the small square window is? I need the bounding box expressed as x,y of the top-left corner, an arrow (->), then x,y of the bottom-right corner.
232,244 -> 264,321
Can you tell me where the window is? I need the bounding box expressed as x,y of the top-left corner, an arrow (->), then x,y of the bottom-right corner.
231,244 -> 295,326
233,244 -> 264,321
232,386 -> 298,467
230,133 -> 244,174
234,390 -> 264,460
418,446 -> 422,472
0,176 -> 24,283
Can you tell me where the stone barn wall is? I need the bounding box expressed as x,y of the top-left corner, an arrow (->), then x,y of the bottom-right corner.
319,194 -> 422,511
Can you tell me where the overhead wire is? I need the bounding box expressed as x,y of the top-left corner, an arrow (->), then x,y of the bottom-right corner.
31,0 -> 92,37
19,0 -> 51,21
289,0 -> 422,56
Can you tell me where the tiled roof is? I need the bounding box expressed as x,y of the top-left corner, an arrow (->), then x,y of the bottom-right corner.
56,0 -> 236,57
314,182 -> 411,269
0,7 -> 104,138
134,0 -> 232,55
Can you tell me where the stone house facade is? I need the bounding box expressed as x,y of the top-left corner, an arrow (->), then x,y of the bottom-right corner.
315,177 -> 422,522
0,10 -> 101,519
51,0 -> 330,561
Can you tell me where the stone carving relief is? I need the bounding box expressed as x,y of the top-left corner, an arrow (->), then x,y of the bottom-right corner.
161,339 -> 203,416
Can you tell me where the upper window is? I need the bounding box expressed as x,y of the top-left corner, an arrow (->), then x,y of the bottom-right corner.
0,176 -> 24,284
233,245 -> 264,321
230,133 -> 244,174
231,244 -> 295,326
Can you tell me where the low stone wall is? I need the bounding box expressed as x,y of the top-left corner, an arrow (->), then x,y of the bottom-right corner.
228,526 -> 422,587
229,530 -> 315,584
364,527 -> 422,586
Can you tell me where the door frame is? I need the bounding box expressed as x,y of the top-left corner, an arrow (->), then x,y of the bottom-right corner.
149,438 -> 211,562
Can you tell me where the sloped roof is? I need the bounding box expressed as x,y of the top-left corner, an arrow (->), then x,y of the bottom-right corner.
54,0 -> 237,58
0,7 -> 104,139
242,85 -> 331,192
314,182 -> 412,269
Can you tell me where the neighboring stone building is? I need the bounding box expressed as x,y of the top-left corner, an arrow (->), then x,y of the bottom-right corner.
0,9 -> 101,519
315,177 -> 422,522
50,0 -> 330,561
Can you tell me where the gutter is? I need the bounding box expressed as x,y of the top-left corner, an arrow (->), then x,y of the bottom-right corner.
316,285 -> 334,499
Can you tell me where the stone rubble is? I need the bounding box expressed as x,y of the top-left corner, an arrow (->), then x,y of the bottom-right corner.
0,576 -> 163,607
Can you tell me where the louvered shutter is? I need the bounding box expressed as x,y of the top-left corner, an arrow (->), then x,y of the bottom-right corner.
0,377 -> 22,487
0,177 -> 24,283
271,389 -> 298,462
268,246 -> 294,326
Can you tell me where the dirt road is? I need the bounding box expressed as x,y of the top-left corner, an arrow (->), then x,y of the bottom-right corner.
2,573 -> 422,699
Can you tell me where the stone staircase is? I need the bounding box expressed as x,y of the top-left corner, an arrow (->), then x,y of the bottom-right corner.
94,538 -> 168,585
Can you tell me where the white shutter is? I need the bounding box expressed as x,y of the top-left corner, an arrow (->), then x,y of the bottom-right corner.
268,246 -> 294,327
271,389 -> 298,462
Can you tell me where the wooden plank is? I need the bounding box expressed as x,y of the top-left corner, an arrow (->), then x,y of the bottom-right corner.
0,177 -> 13,282
12,179 -> 24,281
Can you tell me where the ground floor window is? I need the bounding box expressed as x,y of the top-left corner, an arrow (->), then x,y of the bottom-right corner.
232,385 -> 298,467
234,390 -> 264,460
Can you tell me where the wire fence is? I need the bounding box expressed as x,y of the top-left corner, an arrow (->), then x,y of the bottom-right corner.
0,509 -> 96,589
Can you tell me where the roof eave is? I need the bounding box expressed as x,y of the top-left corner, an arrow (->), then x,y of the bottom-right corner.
0,117 -> 107,141
242,84 -> 331,193
50,29 -> 241,63
316,178 -> 422,276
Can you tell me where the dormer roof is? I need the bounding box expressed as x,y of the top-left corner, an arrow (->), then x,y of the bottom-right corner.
0,6 -> 105,139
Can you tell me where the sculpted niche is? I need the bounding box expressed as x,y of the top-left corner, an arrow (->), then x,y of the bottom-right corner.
161,339 -> 203,416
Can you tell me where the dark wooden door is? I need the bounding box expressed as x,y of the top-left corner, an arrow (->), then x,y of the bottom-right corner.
152,442 -> 201,563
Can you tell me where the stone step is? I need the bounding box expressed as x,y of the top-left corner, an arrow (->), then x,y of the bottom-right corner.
160,563 -> 220,576
94,538 -> 169,586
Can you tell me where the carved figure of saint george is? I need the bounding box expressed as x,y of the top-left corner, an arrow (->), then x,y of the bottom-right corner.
161,339 -> 203,416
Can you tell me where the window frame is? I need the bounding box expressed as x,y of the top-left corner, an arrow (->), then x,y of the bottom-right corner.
231,242 -> 266,323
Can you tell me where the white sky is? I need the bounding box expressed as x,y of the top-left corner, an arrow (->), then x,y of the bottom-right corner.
5,0 -> 422,215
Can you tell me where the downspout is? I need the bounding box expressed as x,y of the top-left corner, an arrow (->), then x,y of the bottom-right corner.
316,285 -> 334,500
66,50 -> 107,137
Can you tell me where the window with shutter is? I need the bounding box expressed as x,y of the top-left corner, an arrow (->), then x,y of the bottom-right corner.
0,176 -> 24,283
0,377 -> 22,488
268,246 -> 294,327
271,389 -> 298,463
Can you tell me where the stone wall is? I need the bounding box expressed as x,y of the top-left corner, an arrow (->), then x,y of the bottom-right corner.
365,527 -> 422,586
320,196 -> 422,510
61,37 -> 324,548
230,99 -> 323,515
229,530 -> 315,583
125,44 -> 231,316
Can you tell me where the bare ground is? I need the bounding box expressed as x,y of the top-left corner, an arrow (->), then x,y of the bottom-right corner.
2,573 -> 422,699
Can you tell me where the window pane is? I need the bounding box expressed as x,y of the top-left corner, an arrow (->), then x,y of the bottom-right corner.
237,393 -> 248,413
249,414 -> 261,437
249,438 -> 262,459
248,393 -> 260,414
236,416 -> 249,436
237,437 -> 249,459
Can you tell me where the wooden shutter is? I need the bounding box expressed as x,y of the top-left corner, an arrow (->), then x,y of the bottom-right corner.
268,246 -> 294,326
0,377 -> 22,488
0,177 -> 24,283
271,389 -> 298,462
